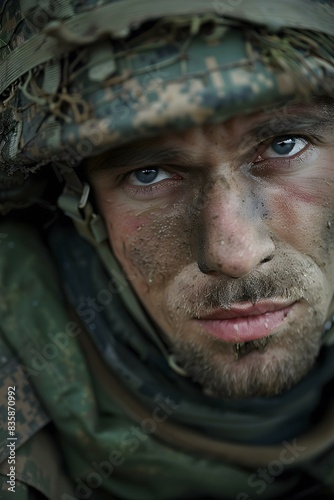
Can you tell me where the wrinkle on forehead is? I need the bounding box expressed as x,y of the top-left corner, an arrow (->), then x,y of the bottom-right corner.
203,99 -> 334,148
158,98 -> 334,156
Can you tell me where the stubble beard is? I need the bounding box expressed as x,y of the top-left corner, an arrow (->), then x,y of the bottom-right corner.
164,256 -> 328,399
171,316 -> 324,399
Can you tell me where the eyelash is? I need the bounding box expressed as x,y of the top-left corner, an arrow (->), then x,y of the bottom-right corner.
119,168 -> 183,197
254,133 -> 328,173
254,134 -> 312,161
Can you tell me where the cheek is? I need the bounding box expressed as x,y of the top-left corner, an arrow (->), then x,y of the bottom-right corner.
104,204 -> 194,288
264,180 -> 334,265
262,151 -> 334,254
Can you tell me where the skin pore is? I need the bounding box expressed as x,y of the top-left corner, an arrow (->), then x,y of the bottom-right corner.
88,99 -> 334,399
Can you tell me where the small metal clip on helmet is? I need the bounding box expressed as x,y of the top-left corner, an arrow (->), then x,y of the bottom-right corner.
1,0 -> 334,357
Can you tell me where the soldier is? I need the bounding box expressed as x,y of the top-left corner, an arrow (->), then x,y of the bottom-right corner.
0,0 -> 334,498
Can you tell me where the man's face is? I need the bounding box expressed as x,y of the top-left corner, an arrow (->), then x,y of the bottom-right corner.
88,99 -> 334,399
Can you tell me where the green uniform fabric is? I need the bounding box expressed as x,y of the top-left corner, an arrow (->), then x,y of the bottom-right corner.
1,221 -> 334,499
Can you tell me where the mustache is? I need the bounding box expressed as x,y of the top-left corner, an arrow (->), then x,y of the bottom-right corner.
181,268 -> 314,316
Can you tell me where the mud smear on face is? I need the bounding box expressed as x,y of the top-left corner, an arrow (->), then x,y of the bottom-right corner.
121,195 -> 333,399
233,337 -> 269,360
125,202 -> 196,287
167,252 -> 324,318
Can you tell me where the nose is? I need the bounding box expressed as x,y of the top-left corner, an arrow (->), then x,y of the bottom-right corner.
196,179 -> 275,278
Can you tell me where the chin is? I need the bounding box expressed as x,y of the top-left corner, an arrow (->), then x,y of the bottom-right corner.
173,335 -> 322,399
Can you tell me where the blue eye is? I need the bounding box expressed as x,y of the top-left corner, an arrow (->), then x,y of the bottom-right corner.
272,137 -> 296,155
134,169 -> 159,184
129,168 -> 173,186
265,136 -> 308,158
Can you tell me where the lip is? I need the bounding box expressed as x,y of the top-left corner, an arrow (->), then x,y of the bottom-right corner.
197,300 -> 297,343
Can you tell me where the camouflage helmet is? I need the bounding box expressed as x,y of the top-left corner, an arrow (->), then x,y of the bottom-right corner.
0,0 -> 334,180
1,0 -> 334,355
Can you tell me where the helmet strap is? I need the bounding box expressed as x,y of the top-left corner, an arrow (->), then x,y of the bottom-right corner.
56,166 -> 188,376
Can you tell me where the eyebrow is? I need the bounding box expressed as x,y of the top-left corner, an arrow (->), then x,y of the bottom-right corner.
245,114 -> 334,142
245,98 -> 334,142
87,146 -> 208,174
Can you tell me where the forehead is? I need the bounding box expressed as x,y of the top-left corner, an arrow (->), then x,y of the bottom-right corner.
158,97 -> 334,143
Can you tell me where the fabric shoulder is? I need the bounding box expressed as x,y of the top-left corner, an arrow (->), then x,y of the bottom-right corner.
0,222 -> 77,498
0,423 -> 76,499
0,221 -> 58,465
0,332 -> 50,463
